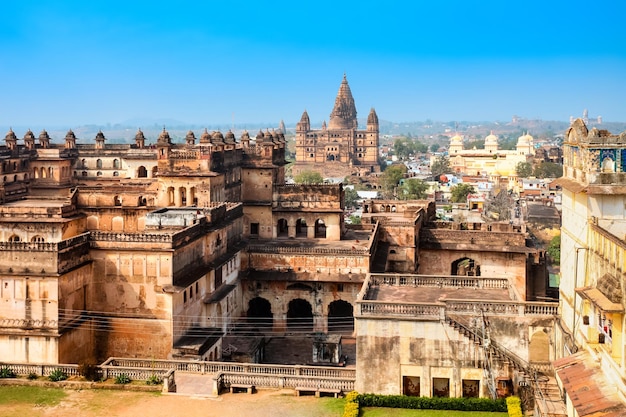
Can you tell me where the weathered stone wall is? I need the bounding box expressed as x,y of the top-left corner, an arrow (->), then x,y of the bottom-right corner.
58,320 -> 95,364
0,334 -> 59,364
355,316 -> 540,396
242,169 -> 273,203
247,252 -> 370,277
94,317 -> 173,361
243,206 -> 273,239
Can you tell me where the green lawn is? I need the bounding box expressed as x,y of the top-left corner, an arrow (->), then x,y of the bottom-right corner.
0,385 -> 67,406
362,408 -> 508,416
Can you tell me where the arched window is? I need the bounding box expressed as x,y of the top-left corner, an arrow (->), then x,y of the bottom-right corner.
81,159 -> 87,168
114,196 -> 122,206
96,159 -> 103,169
8,235 -> 20,242
82,171 -> 87,177
113,159 -> 120,169
137,166 -> 147,178
113,171 -> 119,177
31,235 -> 45,243
96,171 -> 102,176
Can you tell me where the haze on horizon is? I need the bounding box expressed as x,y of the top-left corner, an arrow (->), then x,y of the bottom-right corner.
1,0 -> 625,129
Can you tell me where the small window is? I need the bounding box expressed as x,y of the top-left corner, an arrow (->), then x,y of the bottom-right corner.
251,223 -> 259,235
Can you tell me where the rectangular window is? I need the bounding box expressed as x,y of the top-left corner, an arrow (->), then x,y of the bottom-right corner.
403,376 -> 420,396
432,378 -> 450,398
250,223 -> 259,235
462,379 -> 479,398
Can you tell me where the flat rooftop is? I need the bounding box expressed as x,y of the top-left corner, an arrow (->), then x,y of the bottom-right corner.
250,228 -> 373,251
365,284 -> 513,303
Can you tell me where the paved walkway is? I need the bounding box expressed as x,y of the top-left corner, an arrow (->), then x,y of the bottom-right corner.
174,372 -> 215,397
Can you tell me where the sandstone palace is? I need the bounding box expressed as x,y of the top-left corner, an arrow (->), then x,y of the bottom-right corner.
0,76 -> 575,410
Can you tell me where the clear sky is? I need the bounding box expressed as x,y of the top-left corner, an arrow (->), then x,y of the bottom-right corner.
1,0 -> 625,129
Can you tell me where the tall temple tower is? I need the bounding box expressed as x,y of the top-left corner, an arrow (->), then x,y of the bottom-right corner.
294,74 -> 380,178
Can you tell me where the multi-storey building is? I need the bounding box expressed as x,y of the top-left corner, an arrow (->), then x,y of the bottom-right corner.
553,119 -> 626,415
293,74 -> 380,178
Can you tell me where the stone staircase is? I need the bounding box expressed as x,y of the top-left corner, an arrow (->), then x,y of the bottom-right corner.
446,315 -> 566,416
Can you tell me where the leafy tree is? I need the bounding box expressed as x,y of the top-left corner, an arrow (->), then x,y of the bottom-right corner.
294,170 -> 323,184
348,215 -> 362,225
515,162 -> 533,178
547,234 -> 561,264
398,178 -> 428,200
431,155 -> 451,182
430,143 -> 440,153
450,183 -> 475,203
393,137 -> 428,159
344,187 -> 360,208
533,162 -> 563,178
381,164 -> 407,196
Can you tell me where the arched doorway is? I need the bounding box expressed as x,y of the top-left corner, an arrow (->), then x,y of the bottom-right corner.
287,298 -> 313,332
328,300 -> 354,333
137,166 -> 147,178
529,330 -> 550,362
314,219 -> 326,238
451,257 -> 480,276
247,297 -> 273,330
295,218 -> 307,238
277,218 -> 288,237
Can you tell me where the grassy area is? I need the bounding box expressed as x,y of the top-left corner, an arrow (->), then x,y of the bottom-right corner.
0,385 -> 67,406
362,408 -> 508,417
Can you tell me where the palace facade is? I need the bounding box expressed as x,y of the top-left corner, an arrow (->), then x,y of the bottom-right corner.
293,74 -> 381,178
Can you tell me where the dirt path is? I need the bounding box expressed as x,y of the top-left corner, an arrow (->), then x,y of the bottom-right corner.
8,388 -> 343,417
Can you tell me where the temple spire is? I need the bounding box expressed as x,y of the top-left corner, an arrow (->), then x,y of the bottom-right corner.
328,74 -> 357,130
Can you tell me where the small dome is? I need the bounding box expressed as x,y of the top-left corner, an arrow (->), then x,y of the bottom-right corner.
450,134 -> 462,143
135,128 -> 146,141
212,130 -> 224,141
24,129 -> 36,141
240,130 -> 250,140
158,127 -> 171,142
200,128 -> 211,143
186,130 -> 196,141
65,129 -> 77,140
95,130 -> 106,141
5,128 -> 17,141
225,130 -> 236,143
517,132 -> 533,144
256,129 -> 264,140
485,131 -> 498,144
39,130 -> 50,141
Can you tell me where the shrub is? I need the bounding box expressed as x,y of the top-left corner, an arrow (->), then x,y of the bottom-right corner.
146,375 -> 162,385
27,372 -> 38,380
115,373 -> 131,384
0,366 -> 17,378
506,396 -> 523,417
343,391 -> 360,417
48,369 -> 68,382
78,362 -> 99,381
357,393 -> 507,412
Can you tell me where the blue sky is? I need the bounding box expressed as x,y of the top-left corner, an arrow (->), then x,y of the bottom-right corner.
1,0 -> 625,129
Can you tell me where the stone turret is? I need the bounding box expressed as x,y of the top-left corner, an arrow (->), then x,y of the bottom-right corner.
39,129 -> 51,148
24,129 -> 36,150
95,130 -> 106,149
328,74 -> 357,130
200,128 -> 211,144
185,130 -> 196,146
156,127 -> 172,160
5,128 -> 17,150
135,128 -> 146,148
240,130 -> 250,148
296,110 -> 310,132
65,129 -> 77,149
367,108 -> 379,132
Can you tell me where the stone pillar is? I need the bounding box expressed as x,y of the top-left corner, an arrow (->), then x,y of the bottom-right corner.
307,225 -> 315,239
174,188 -> 181,207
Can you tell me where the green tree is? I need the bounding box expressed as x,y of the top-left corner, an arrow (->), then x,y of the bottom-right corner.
430,155 -> 451,182
515,161 -> 533,178
348,214 -> 362,225
397,178 -> 428,200
533,162 -> 563,178
429,143 -> 440,153
547,234 -> 561,264
294,170 -> 324,184
381,164 -> 407,196
450,183 -> 475,203
344,187 -> 360,208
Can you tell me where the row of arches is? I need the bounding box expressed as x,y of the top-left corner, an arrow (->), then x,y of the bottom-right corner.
247,297 -> 354,333
7,235 -> 45,243
277,218 -> 326,238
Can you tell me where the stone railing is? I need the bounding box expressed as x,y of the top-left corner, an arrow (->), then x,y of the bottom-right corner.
213,372 -> 355,395
100,364 -> 175,382
90,231 -> 173,243
248,244 -> 368,256
101,357 -> 355,379
0,318 -> 58,329
366,273 -> 510,290
0,362 -> 80,378
358,302 -> 442,319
